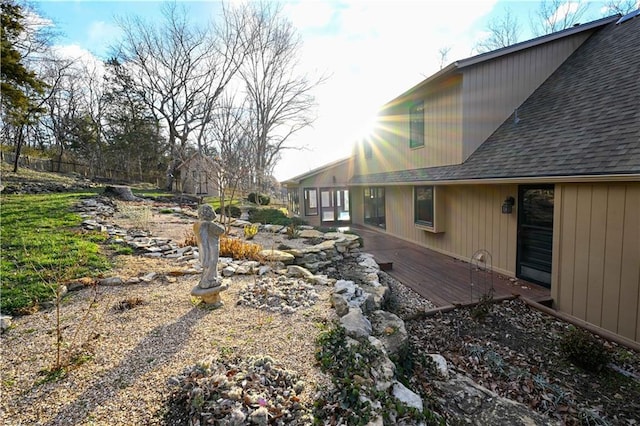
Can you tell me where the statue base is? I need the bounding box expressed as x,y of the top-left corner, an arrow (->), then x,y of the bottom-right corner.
191,282 -> 229,308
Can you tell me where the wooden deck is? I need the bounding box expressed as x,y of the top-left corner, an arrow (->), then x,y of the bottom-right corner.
351,225 -> 551,307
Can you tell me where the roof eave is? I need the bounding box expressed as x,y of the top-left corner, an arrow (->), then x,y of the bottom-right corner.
350,172 -> 640,186
280,156 -> 352,184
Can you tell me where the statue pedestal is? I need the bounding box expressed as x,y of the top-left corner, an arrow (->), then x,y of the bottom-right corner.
191,282 -> 229,308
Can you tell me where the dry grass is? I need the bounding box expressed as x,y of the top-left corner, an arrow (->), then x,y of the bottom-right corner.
114,201 -> 153,231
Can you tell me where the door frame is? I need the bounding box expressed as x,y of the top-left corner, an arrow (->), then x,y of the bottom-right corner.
516,184 -> 554,288
319,187 -> 351,226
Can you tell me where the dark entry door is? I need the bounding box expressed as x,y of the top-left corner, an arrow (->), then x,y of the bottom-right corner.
517,185 -> 554,287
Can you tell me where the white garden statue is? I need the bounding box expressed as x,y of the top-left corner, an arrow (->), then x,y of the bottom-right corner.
190,204 -> 228,307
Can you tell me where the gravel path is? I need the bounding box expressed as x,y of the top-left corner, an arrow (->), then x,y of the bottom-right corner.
1,249 -> 345,426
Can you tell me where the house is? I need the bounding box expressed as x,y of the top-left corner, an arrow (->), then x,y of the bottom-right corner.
173,153 -> 220,196
282,13 -> 640,343
282,157 -> 354,228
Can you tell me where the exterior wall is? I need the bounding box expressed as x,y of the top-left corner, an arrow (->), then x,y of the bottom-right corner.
176,157 -> 219,196
355,75 -> 463,176
552,182 -> 640,342
286,160 -> 353,227
352,183 -> 520,276
461,31 -> 592,160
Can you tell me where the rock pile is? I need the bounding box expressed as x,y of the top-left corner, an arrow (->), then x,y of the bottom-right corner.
74,197 -> 365,281
237,276 -> 320,314
0,177 -> 96,194
166,355 -> 314,425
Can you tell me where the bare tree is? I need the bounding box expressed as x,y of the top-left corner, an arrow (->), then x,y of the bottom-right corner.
114,2 -> 247,190
475,7 -> 521,53
438,46 -> 451,69
603,0 -> 639,15
207,95 -> 254,229
73,60 -> 107,176
38,54 -> 81,172
238,2 -> 325,196
533,0 -> 590,35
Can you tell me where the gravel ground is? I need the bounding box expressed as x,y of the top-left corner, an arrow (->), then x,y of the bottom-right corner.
0,205 -> 435,426
0,259 -> 338,425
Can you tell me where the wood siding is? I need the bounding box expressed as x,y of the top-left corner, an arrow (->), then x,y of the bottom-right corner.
290,160 -> 354,227
461,31 -> 592,160
552,183 -> 640,342
351,184 -> 519,276
355,75 -> 463,176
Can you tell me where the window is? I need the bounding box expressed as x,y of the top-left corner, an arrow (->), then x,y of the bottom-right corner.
414,186 -> 434,227
304,188 -> 318,216
364,187 -> 385,228
287,189 -> 300,215
409,101 -> 425,148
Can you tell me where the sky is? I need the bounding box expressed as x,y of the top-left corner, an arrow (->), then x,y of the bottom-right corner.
32,0 -> 619,181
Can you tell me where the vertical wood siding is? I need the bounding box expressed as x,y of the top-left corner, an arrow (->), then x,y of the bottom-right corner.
461,31 -> 592,161
352,184 -> 519,276
553,183 -> 640,342
291,160 -> 354,227
356,75 -> 463,176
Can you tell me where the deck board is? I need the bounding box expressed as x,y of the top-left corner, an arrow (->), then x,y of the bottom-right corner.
351,225 -> 551,307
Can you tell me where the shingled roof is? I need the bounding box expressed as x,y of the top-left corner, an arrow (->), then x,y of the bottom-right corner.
351,14 -> 640,185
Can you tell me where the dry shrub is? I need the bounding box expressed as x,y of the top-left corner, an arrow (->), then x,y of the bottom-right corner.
116,202 -> 152,231
220,235 -> 263,261
180,229 -> 197,248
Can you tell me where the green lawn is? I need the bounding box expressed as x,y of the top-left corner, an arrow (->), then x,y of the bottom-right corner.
1,191 -> 112,315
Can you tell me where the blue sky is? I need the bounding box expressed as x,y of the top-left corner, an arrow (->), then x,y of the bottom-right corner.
33,0 -> 618,180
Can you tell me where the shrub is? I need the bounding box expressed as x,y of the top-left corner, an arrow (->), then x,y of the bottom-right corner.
244,224 -> 259,240
248,208 -> 289,225
470,289 -> 494,321
560,326 -> 611,372
248,192 -> 270,205
215,205 -> 241,219
219,236 -> 262,260
286,223 -> 300,240
180,230 -> 197,248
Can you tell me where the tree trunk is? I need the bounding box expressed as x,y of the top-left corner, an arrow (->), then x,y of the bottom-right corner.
12,126 -> 24,173
103,185 -> 140,201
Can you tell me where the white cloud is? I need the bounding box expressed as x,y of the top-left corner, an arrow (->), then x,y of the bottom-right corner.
86,20 -> 122,57
52,44 -> 105,75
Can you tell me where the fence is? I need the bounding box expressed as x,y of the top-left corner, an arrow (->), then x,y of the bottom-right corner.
0,151 -> 163,186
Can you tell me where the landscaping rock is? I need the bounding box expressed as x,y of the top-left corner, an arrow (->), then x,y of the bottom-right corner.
332,294 -> 349,317
103,185 -> 141,201
392,381 -> 423,412
369,310 -> 408,357
1,315 -> 12,333
258,249 -> 295,264
433,373 -> 559,425
298,229 -> 324,239
99,277 -> 124,286
429,354 -> 449,380
286,265 -> 314,278
340,307 -> 372,338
